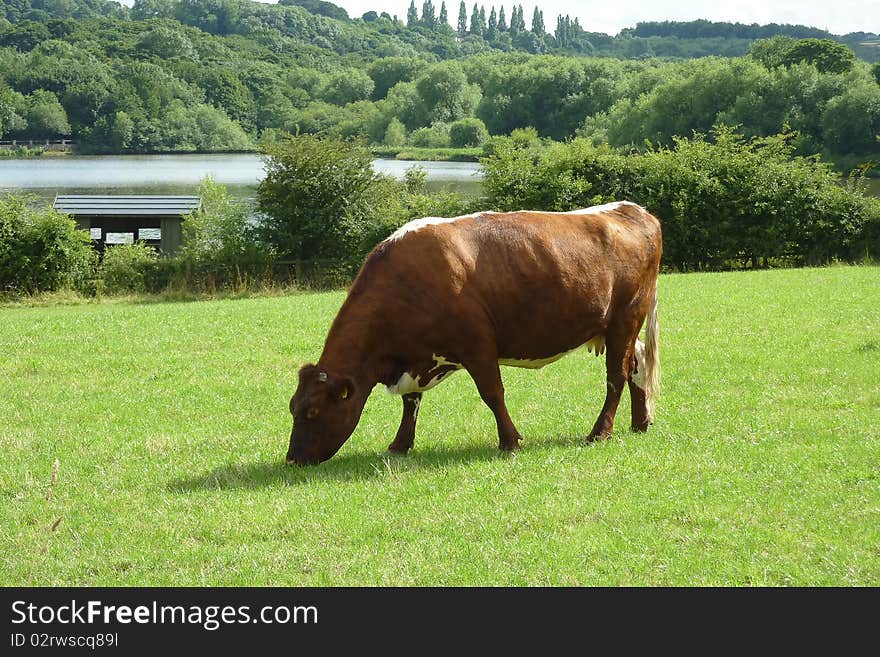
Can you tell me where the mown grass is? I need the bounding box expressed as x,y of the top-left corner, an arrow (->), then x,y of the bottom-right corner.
1,266 -> 878,586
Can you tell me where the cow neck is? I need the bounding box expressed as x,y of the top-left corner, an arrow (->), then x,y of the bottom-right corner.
317,297 -> 383,390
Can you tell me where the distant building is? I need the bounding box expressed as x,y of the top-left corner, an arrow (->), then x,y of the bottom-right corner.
53,195 -> 201,255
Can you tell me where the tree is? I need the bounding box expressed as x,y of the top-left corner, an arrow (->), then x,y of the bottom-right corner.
498,6 -> 506,32
384,117 -> 407,146
318,70 -> 375,106
449,116 -> 489,146
0,20 -> 50,51
749,36 -> 796,68
486,7 -> 497,41
509,5 -> 525,36
406,0 -> 418,27
469,2 -> 481,36
781,38 -> 857,74
821,83 -> 880,154
457,1 -> 467,38
421,0 -> 436,29
531,7 -> 544,36
257,135 -> 381,264
367,57 -> 426,101
415,61 -> 482,123
439,1 -> 448,27
872,62 -> 880,87
25,90 -> 70,137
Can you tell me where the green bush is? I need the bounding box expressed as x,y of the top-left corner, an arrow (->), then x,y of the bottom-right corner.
481,127 -> 880,270
410,123 -> 451,148
180,177 -> 274,290
257,134 -> 383,268
0,195 -> 97,294
449,117 -> 489,147
99,242 -> 159,295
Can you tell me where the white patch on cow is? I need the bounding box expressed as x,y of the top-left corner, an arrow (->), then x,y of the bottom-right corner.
498,353 -> 570,369
383,202 -> 641,243
499,335 -> 606,369
412,396 -> 421,421
386,354 -> 463,395
384,212 -> 490,242
567,200 -> 641,215
631,338 -> 647,390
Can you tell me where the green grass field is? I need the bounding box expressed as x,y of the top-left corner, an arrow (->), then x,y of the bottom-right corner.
2,266 -> 879,586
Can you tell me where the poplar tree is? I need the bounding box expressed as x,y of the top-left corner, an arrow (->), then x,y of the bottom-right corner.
487,6 -> 498,40
498,5 -> 507,31
421,0 -> 436,28
469,2 -> 481,35
407,0 -> 418,27
509,5 -> 524,35
457,1 -> 467,37
439,1 -> 448,26
531,7 -> 544,35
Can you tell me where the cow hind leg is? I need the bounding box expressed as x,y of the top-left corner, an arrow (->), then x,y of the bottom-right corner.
388,392 -> 422,454
587,332 -> 633,441
629,339 -> 651,432
465,358 -> 523,451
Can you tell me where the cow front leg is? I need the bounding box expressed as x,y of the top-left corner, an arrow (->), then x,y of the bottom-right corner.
466,359 -> 522,451
587,336 -> 631,441
388,393 -> 422,454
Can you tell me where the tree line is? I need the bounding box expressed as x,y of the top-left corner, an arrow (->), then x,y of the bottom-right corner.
0,0 -> 877,169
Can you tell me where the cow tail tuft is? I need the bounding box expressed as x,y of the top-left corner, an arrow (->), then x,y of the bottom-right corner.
644,280 -> 660,421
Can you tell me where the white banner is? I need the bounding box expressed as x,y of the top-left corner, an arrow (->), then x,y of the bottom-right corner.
139,228 -> 161,240
105,232 -> 134,245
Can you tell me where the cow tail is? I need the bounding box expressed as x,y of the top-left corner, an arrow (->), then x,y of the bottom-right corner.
644,279 -> 660,421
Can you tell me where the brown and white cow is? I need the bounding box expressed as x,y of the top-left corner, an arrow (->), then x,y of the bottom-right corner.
286,200 -> 662,465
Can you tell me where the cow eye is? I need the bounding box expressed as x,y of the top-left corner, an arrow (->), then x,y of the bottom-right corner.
306,408 -> 319,420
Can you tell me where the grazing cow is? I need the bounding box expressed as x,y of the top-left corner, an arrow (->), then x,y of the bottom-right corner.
286,200 -> 662,465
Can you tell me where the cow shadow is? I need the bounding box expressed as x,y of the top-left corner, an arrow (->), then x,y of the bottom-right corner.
167,435 -> 582,492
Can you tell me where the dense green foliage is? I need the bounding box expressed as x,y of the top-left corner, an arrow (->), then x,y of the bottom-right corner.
482,128 -> 880,269
179,177 -> 274,289
256,134 -> 477,269
0,0 -> 876,167
0,194 -> 96,293
98,240 -> 159,294
256,135 -> 381,265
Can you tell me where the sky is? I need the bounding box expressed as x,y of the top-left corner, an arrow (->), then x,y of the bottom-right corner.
323,1 -> 877,36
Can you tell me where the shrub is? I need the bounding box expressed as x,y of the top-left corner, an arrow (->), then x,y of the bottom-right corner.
99,242 -> 159,294
0,195 -> 97,294
481,127 -> 880,270
179,177 -> 274,290
449,117 -> 489,147
410,123 -> 451,148
257,134 -> 381,268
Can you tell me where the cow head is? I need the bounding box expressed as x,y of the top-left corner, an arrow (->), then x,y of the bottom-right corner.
286,364 -> 366,465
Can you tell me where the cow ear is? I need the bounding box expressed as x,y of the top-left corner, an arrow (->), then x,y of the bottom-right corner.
333,376 -> 355,401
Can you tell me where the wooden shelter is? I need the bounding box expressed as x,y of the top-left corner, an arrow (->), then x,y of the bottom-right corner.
53,195 -> 202,254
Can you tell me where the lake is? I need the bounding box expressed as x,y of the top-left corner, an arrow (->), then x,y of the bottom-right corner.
0,153 -> 485,202
1,153 -> 877,202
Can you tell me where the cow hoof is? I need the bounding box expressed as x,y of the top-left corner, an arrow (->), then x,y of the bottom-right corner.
630,424 -> 650,433
585,432 -> 612,443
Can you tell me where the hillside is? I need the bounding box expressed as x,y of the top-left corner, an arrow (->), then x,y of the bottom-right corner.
0,0 -> 878,168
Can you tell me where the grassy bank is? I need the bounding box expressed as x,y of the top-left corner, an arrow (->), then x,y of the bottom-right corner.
370,146 -> 482,161
2,266 -> 878,585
